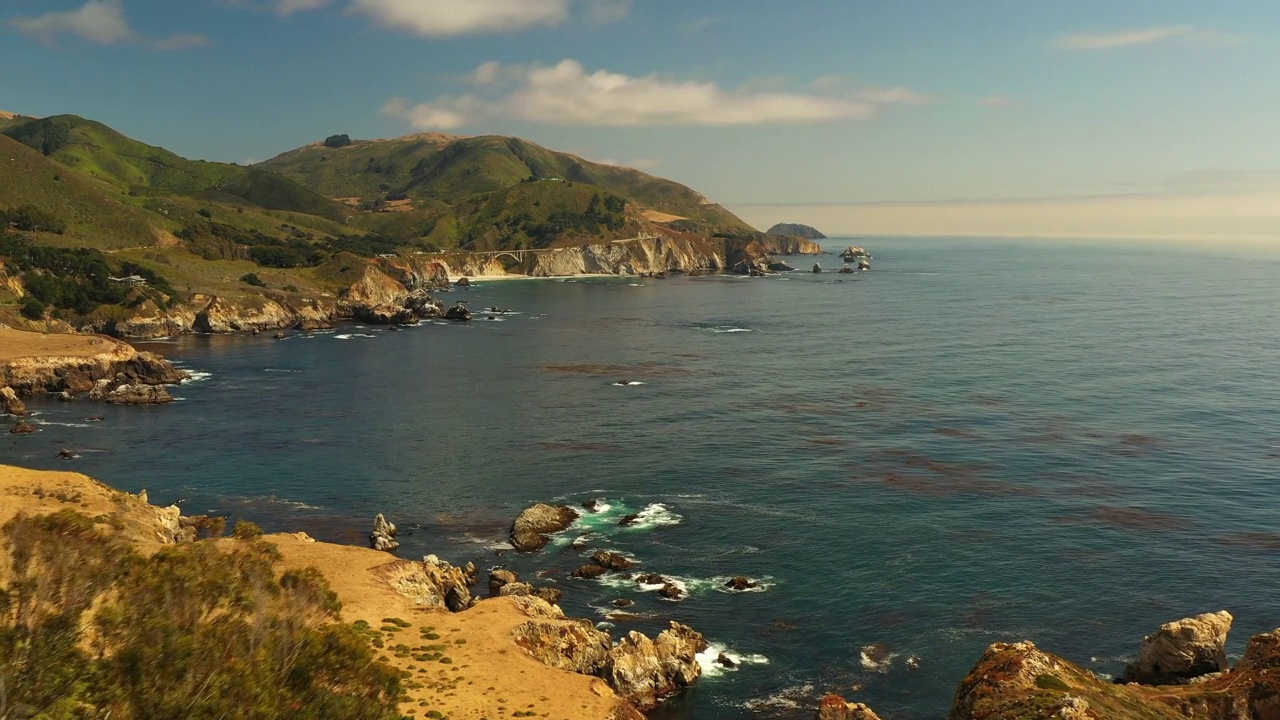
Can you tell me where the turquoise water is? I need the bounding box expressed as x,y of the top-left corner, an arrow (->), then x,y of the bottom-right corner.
6,238 -> 1280,718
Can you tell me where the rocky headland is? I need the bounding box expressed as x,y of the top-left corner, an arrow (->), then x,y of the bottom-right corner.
0,327 -> 188,414
766,223 -> 828,240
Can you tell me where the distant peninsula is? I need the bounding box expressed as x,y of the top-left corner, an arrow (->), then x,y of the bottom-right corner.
766,223 -> 827,239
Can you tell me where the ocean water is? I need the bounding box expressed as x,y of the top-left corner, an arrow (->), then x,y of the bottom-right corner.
6,237 -> 1280,719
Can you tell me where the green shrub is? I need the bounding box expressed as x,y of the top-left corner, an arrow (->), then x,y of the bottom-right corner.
20,296 -> 45,319
232,519 -> 264,539
0,510 -> 403,719
239,273 -> 267,287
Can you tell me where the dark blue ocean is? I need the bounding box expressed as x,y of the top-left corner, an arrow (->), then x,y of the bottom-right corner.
6,238 -> 1280,719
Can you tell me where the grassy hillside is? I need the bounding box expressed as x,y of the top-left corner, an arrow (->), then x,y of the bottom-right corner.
3,115 -> 346,220
259,133 -> 756,237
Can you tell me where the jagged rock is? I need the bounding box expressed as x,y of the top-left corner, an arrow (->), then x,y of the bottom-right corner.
619,514 -> 641,527
858,259 -> 871,271
817,695 -> 882,720
509,595 -> 566,619
86,415 -> 104,422
382,556 -> 473,611
591,550 -> 635,571
10,421 -> 36,434
444,301 -> 472,322
57,448 -> 76,460
104,384 -> 174,405
455,277 -> 472,287
512,619 -> 613,675
461,561 -> 478,586
369,513 -> 399,552
583,498 -> 604,512
634,573 -> 667,586
612,598 -> 634,608
499,582 -> 535,597
405,290 -> 444,318
489,568 -> 520,596
658,583 -> 685,600
510,503 -> 579,552
716,653 -> 736,668
726,241 -> 776,276
533,586 -> 563,605
0,386 -> 27,416
838,267 -> 855,274
55,390 -> 73,401
1122,611 -> 1232,685
841,246 -> 870,261
604,622 -> 707,711
724,576 -> 759,591
359,303 -> 417,325
769,261 -> 795,272
572,564 -> 609,579
812,263 -> 823,273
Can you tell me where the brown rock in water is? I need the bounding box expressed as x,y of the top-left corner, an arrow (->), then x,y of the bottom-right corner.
658,584 -> 685,601
57,448 -> 77,460
812,263 -> 823,273
489,568 -> 520,597
591,550 -> 635,571
85,415 -> 105,422
634,573 -> 667,586
619,514 -> 641,527
1121,611 -> 1232,685
572,564 -> 609,579
817,695 -> 882,720
369,513 -> 399,552
510,503 -> 579,552
612,598 -> 635,608
838,267 -> 855,274
603,622 -> 707,711
512,619 -> 612,675
455,277 -> 472,287
0,387 -> 27,416
533,586 -> 563,605
104,384 -> 174,405
10,421 -> 36,434
724,576 -> 759,591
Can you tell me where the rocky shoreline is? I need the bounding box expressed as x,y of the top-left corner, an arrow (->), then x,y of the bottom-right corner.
1,328 -> 189,417
38,234 -> 825,340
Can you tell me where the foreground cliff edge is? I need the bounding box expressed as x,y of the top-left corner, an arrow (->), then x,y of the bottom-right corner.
0,464 -> 707,719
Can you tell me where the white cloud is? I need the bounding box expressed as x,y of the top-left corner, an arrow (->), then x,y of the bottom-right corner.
1050,26 -> 1193,50
10,0 -> 208,49
349,0 -> 570,37
10,0 -> 137,45
386,59 -> 933,129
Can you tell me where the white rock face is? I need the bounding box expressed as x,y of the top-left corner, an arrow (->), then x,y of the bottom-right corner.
1123,610 -> 1233,684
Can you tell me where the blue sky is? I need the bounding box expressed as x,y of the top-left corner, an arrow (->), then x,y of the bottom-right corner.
4,0 -> 1280,237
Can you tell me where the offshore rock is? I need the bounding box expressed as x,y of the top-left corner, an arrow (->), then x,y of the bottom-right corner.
812,263 -> 823,273
0,386 -> 27,416
512,619 -> 613,675
357,303 -> 417,325
726,241 -> 776,276
724,576 -> 759,591
1122,611 -> 1233,685
444,302 -> 473,322
765,223 -> 827,241
369,513 -> 399,552
10,421 -> 36,434
591,550 -> 635,571
405,289 -> 444,318
817,695 -> 883,720
104,383 -> 174,405
572,564 -> 609,579
604,622 -> 707,711
511,503 -> 579,552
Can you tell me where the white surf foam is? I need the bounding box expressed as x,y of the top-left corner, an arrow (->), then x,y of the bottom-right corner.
697,642 -> 770,678
859,643 -> 898,673
624,503 -> 683,529
611,381 -> 646,386
183,371 -> 212,383
333,333 -> 376,340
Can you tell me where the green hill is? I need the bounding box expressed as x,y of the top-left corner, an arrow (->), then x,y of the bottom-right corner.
258,133 -> 755,237
2,115 -> 346,221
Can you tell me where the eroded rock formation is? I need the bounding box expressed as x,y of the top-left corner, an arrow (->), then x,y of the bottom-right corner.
817,695 -> 883,720
1122,611 -> 1233,685
381,555 -> 473,612
369,513 -> 399,552
510,503 -> 579,552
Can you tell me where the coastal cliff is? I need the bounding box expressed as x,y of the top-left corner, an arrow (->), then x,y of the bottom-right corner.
766,223 -> 827,240
0,327 -> 187,405
760,234 -> 824,255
